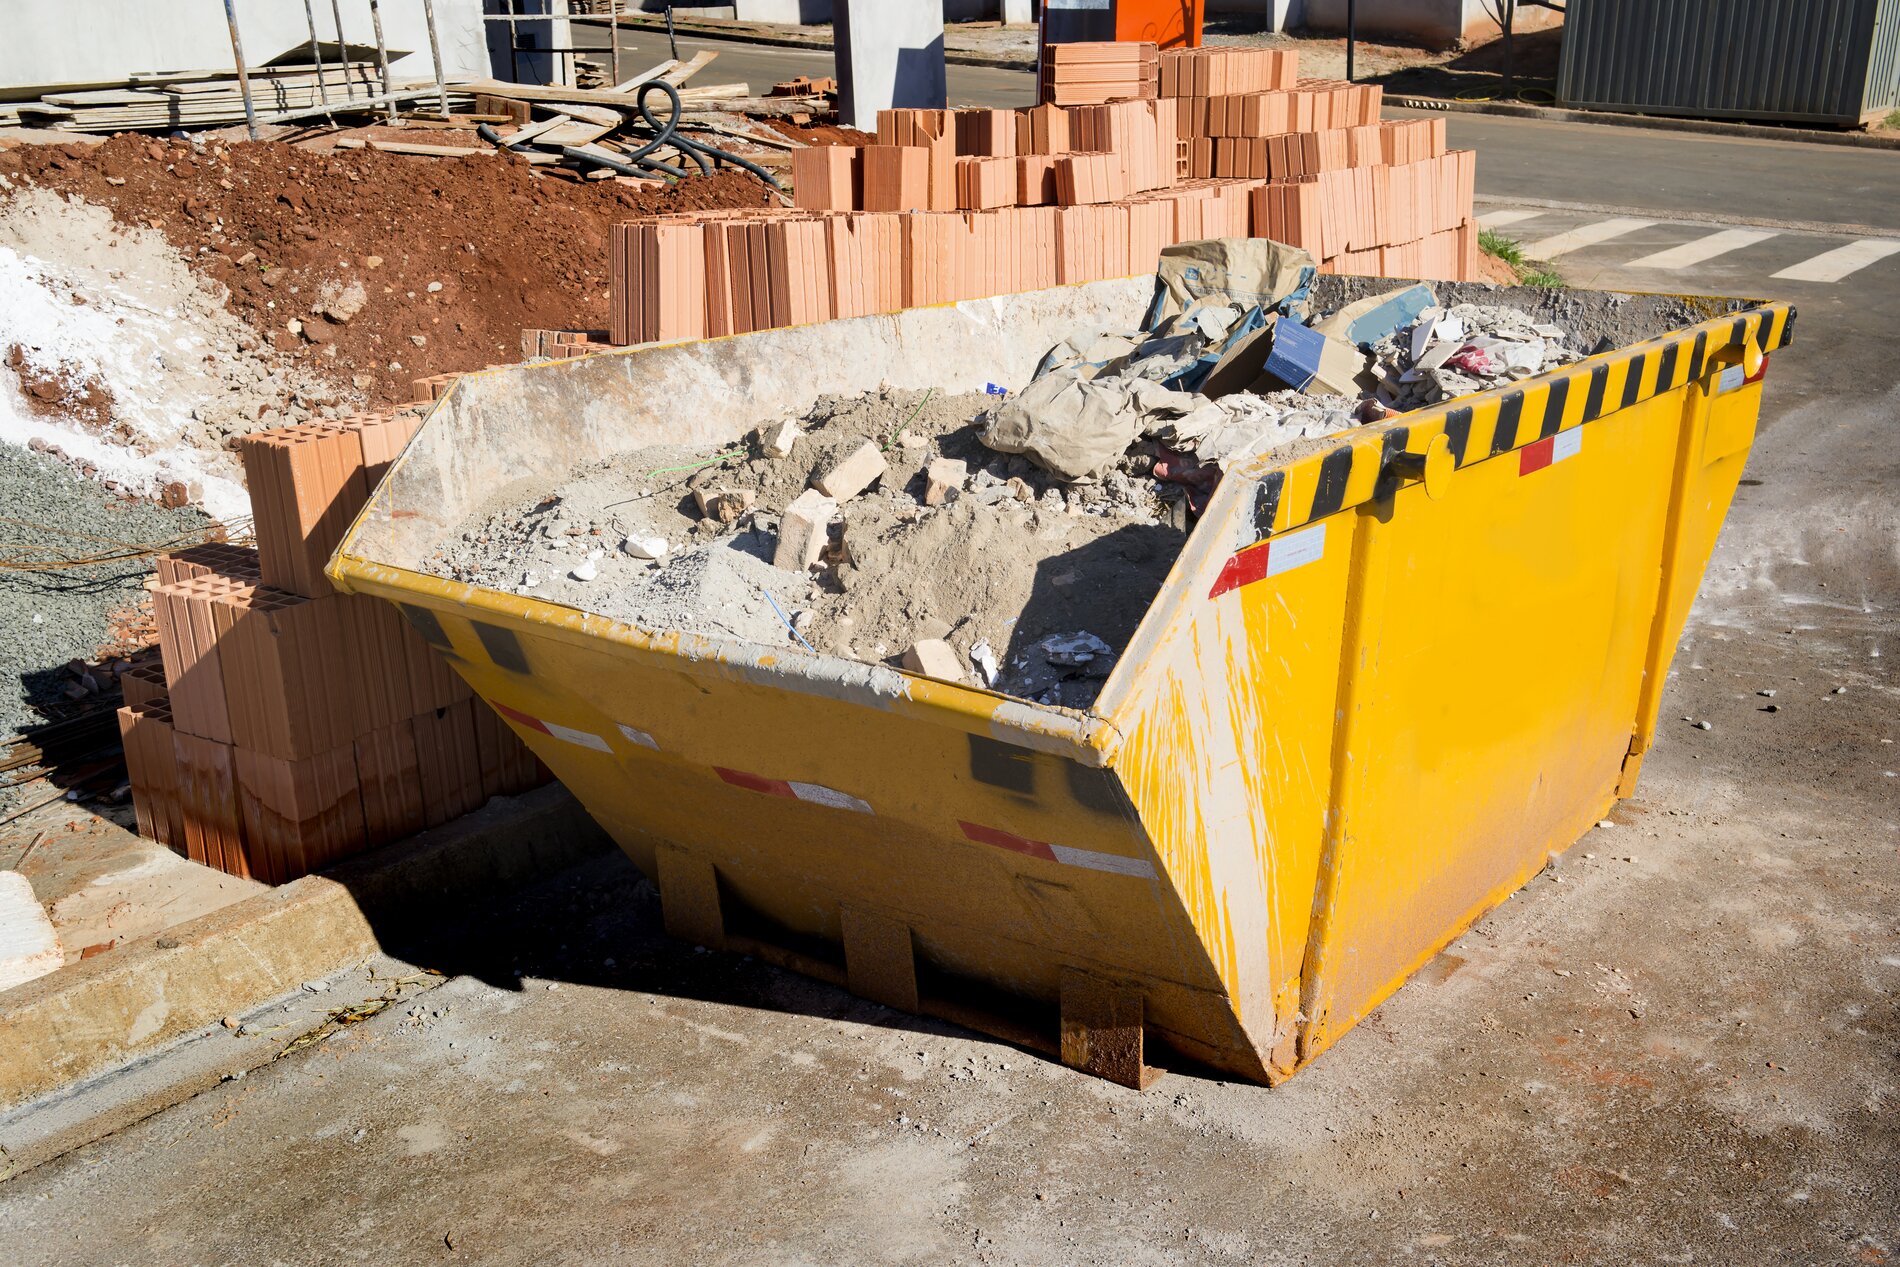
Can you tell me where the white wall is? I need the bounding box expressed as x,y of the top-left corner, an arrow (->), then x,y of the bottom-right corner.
0,0 -> 493,95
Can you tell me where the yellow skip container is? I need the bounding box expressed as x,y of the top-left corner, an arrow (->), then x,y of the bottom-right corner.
331,276 -> 1793,1086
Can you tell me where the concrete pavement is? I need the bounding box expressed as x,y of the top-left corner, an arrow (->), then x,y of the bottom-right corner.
4,72 -> 1897,1267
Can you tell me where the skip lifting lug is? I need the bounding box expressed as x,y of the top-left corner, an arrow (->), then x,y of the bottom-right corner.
1385,432 -> 1454,501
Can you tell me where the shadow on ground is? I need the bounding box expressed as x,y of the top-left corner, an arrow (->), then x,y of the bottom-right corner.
348,838 -> 1232,1083
1373,25 -> 1563,102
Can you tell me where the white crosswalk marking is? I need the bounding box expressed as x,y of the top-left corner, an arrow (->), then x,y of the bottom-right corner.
1625,228 -> 1777,271
1771,238 -> 1900,284
1477,209 -> 1543,229
1519,217 -> 1657,259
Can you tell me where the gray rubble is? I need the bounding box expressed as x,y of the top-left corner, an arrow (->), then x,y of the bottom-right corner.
1367,302 -> 1583,411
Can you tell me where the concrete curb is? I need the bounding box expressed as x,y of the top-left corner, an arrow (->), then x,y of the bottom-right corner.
1388,95 -> 1900,152
0,785 -> 610,1118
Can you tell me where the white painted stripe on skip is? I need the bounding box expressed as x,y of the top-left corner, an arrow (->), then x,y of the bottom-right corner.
1519,217 -> 1657,259
544,720 -> 611,751
1771,238 -> 1900,284
1048,844 -> 1157,878
1477,209 -> 1543,229
1625,228 -> 1776,271
786,782 -> 874,814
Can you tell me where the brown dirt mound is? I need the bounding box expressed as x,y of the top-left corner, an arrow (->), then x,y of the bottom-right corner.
0,135 -> 778,407
761,120 -> 874,146
5,344 -> 117,436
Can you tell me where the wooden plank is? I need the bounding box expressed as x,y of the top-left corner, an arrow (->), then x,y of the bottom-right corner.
660,50 -> 718,86
46,87 -> 474,132
335,137 -> 483,157
535,118 -> 615,148
613,59 -> 678,89
500,115 -> 566,147
454,80 -> 820,119
544,101 -> 621,126
49,70 -> 381,106
122,61 -> 374,86
675,82 -> 749,100
334,137 -> 560,164
687,118 -> 803,150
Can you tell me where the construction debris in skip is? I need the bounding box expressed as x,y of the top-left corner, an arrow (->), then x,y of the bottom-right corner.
434,387 -> 1186,708
430,259 -> 1588,710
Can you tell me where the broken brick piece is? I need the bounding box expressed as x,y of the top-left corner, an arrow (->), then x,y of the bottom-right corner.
813,440 -> 888,501
773,488 -> 838,571
902,639 -> 965,684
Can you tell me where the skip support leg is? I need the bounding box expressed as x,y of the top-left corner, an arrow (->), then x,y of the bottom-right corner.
1059,967 -> 1159,1089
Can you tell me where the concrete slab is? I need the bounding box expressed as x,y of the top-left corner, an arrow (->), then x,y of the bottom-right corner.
0,783 -> 611,1127
5,798 -> 266,967
0,873 -> 61,992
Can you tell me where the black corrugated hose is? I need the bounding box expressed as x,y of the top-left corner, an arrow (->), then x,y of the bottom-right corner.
479,79 -> 783,190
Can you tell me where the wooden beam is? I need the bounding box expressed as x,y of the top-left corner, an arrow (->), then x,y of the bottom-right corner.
660,50 -> 718,86
333,136 -> 559,163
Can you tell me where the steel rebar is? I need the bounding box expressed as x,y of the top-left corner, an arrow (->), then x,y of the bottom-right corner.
221,0 -> 260,139
302,0 -> 339,123
368,0 -> 395,121
421,0 -> 451,116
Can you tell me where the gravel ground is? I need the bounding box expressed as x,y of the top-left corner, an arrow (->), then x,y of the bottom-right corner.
0,442 -> 207,740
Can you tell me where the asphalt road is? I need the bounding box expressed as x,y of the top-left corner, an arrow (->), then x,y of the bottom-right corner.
595,30 -> 1040,108
5,48 -> 1897,1267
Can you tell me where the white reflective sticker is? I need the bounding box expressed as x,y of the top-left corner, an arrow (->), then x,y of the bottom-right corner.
1266,523 -> 1326,577
787,782 -> 874,815
1552,428 -> 1583,463
1715,365 -> 1747,396
544,721 -> 611,752
1049,844 -> 1158,878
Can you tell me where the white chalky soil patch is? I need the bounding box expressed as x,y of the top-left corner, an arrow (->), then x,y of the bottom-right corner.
0,186 -> 344,520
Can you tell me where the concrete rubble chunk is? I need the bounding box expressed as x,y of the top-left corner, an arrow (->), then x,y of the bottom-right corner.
902,638 -> 966,683
0,871 -> 62,991
570,548 -> 604,582
923,456 -> 967,505
760,418 -> 803,459
969,639 -> 1000,687
774,488 -> 838,570
813,440 -> 888,500
693,486 -> 757,525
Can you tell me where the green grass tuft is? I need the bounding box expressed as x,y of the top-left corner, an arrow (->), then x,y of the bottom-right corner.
1479,227 -> 1526,268
1884,109 -> 1900,130
1480,226 -> 1565,288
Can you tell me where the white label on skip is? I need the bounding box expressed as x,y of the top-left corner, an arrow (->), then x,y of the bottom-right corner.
1715,365 -> 1747,396
1267,524 -> 1326,577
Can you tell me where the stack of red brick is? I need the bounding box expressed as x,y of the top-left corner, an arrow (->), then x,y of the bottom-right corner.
521,328 -> 622,359
1156,46 -> 1301,100
605,43 -> 1477,345
1044,40 -> 1161,105
608,185 -> 1261,345
118,399 -> 548,886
